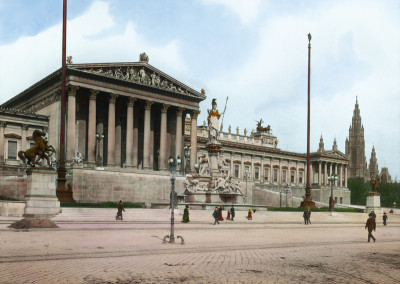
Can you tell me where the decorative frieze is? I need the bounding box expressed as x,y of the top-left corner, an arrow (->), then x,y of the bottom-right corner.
25,91 -> 61,113
80,66 -> 192,95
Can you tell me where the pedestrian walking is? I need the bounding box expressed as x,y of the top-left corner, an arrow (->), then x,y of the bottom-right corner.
303,209 -> 307,225
182,205 -> 190,223
213,207 -> 220,225
230,206 -> 235,221
383,212 -> 388,226
218,205 -> 224,221
365,215 -> 376,242
227,209 -> 231,220
247,208 -> 252,220
306,208 -> 311,225
116,200 -> 125,220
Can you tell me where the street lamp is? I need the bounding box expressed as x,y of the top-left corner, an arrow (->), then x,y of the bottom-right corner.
163,156 -> 184,244
328,175 -> 338,213
95,133 -> 105,166
285,184 -> 290,208
183,146 -> 190,175
244,169 -> 250,204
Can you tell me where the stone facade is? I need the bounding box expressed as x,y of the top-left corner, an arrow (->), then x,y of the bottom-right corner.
369,146 -> 379,179
1,56 -> 351,206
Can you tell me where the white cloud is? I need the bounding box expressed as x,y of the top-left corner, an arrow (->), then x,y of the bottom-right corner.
201,0 -> 262,26
0,1 -> 186,103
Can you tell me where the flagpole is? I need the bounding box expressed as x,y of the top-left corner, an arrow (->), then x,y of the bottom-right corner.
57,0 -> 73,202
301,33 -> 315,208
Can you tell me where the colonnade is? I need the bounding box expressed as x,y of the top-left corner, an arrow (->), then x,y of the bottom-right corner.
65,86 -> 199,171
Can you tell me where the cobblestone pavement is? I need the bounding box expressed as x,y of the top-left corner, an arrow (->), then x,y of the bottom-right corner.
0,209 -> 399,284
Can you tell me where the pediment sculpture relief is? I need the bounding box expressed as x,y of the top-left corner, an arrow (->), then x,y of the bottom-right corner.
80,66 -> 191,95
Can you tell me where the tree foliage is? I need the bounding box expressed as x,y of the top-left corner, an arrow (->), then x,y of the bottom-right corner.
348,178 -> 369,205
348,178 -> 400,208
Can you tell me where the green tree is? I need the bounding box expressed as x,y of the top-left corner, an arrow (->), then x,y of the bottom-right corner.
348,178 -> 369,205
379,182 -> 400,208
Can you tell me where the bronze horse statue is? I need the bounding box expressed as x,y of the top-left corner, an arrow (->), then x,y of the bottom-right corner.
256,119 -> 271,133
18,130 -> 56,167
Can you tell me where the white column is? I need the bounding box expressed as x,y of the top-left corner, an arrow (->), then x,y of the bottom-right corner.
107,93 -> 118,166
66,86 -> 79,161
345,165 -> 348,187
21,124 -> 28,152
335,164 -> 339,186
159,104 -> 169,170
143,100 -> 153,169
0,121 -> 5,164
324,162 -> 328,186
125,97 -> 136,167
87,90 -> 98,164
190,110 -> 199,172
175,107 -> 184,161
318,161 -> 322,186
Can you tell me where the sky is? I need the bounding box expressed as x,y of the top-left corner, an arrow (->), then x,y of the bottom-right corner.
0,0 -> 399,180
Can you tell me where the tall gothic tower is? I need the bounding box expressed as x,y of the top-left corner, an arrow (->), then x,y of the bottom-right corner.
345,97 -> 369,180
369,146 -> 379,179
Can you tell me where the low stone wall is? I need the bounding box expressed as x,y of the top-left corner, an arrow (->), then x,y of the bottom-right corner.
68,168 -> 187,207
0,201 -> 25,216
0,174 -> 27,200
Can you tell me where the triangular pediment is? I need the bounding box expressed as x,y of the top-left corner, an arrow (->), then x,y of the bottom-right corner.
68,62 -> 205,100
322,150 -> 349,160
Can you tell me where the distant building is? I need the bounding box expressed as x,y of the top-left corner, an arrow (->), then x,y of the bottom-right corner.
345,97 -> 369,180
368,146 -> 379,179
379,167 -> 392,184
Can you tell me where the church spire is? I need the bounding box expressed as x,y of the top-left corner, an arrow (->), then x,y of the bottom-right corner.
318,135 -> 324,152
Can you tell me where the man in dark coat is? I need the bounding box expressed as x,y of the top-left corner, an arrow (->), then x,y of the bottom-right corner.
213,207 -> 220,225
116,200 -> 125,220
383,212 -> 388,226
230,206 -> 235,221
365,215 -> 376,242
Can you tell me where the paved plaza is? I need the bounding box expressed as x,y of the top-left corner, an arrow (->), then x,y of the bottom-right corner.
0,208 -> 399,284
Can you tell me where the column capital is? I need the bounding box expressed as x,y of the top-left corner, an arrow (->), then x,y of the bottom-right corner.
191,110 -> 200,119
21,124 -> 29,130
67,85 -> 79,96
128,97 -> 137,106
145,100 -> 154,110
176,107 -> 185,116
89,89 -> 99,100
0,121 -> 6,127
109,93 -> 118,103
161,104 -> 170,113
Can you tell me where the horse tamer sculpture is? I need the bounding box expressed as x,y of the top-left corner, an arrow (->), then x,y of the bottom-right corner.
18,130 -> 56,167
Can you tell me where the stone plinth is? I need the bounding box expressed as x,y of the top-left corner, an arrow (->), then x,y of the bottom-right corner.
185,192 -> 243,204
24,167 -> 61,218
366,192 -> 381,213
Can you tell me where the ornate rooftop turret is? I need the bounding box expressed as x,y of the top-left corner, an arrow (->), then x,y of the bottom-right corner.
369,146 -> 379,179
318,135 -> 324,152
332,138 -> 338,151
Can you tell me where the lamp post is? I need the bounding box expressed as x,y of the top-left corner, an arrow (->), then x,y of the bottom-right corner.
328,175 -> 337,213
95,133 -> 104,166
163,156 -> 181,244
183,146 -> 190,175
244,169 -> 250,204
285,184 -> 290,208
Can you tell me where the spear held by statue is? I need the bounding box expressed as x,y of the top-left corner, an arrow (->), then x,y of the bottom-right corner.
220,96 -> 228,131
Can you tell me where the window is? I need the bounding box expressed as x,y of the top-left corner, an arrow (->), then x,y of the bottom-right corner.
264,168 -> 269,181
8,141 -> 17,159
335,197 -> 338,203
234,165 -> 239,178
340,197 -> 343,204
273,169 -> 278,182
291,171 -> 295,183
244,166 -> 250,178
299,172 -> 303,184
282,169 -> 287,182
255,167 -> 259,180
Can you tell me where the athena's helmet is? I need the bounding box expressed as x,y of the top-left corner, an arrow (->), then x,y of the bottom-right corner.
212,98 -> 217,107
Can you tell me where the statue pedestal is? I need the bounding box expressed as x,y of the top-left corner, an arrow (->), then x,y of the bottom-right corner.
24,168 -> 61,218
366,192 -> 381,213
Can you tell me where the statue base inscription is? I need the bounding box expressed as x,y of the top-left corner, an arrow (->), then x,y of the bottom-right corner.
366,192 -> 381,213
24,168 -> 61,218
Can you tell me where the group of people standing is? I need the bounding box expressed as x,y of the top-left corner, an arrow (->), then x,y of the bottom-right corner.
303,207 -> 311,225
213,205 -> 236,225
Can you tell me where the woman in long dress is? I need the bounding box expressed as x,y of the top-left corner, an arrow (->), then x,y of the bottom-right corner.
182,205 -> 190,223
